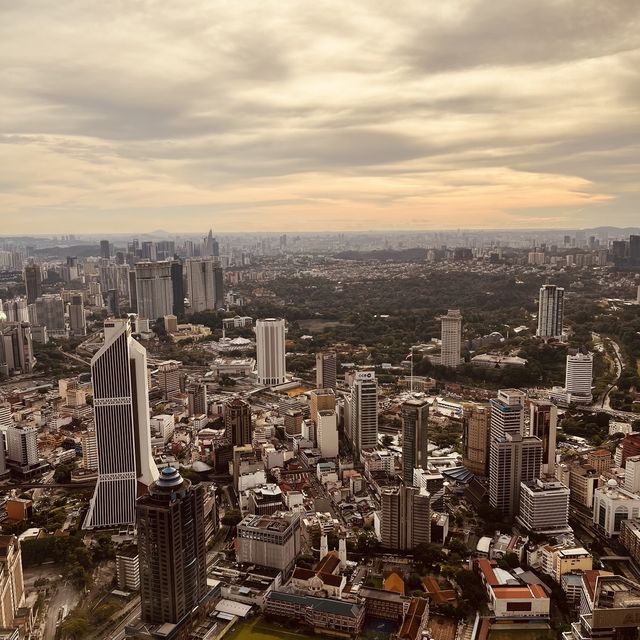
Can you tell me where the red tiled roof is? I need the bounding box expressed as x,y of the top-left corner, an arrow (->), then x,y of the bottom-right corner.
478,559 -> 499,586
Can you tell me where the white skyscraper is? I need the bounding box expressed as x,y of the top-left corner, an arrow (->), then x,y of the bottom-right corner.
349,371 -> 378,453
440,309 -> 462,368
255,318 -> 286,386
84,318 -> 158,529
565,353 -> 593,403
185,258 -> 223,313
317,410 -> 339,458
537,284 -> 564,339
135,262 -> 173,321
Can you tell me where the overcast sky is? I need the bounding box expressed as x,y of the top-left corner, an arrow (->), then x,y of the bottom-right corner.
1,0 -> 639,234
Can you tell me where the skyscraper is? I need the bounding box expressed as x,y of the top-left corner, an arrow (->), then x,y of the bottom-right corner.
84,319 -> 158,529
309,388 -> 336,424
185,258 -> 223,313
68,294 -> 86,337
316,351 -> 337,390
255,318 -> 287,386
401,395 -> 429,485
33,294 -> 66,336
348,371 -> 378,453
224,398 -> 252,446
170,260 -> 185,317
462,403 -> 491,477
317,410 -> 339,458
135,261 -> 174,321
100,240 -> 111,259
537,284 -> 564,339
565,353 -> 593,403
0,322 -> 35,376
439,309 -> 462,367
529,399 -> 558,475
23,264 -> 42,305
137,466 -> 207,626
380,483 -> 431,551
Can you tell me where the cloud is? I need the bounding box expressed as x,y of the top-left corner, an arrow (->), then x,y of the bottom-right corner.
0,0 -> 638,232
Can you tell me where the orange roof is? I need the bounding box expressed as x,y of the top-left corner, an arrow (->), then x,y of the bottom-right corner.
384,572 -> 406,595
315,552 -> 341,575
530,584 -> 547,598
492,586 -> 546,600
478,559 -> 499,586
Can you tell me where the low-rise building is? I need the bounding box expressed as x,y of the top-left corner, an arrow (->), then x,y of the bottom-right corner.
593,480 -> 640,537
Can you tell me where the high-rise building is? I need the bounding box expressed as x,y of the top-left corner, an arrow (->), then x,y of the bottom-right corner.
107,289 -> 120,317
157,360 -> 183,400
187,382 -> 208,417
236,512 -> 301,574
439,309 -> 462,367
33,294 -> 66,335
134,261 -> 174,321
529,400 -> 558,475
6,423 -> 38,468
462,403 -> 491,477
379,483 -> 431,550
537,284 -> 564,339
185,258 -> 223,313
316,351 -> 337,390
490,389 -> 526,439
224,398 -> 252,446
348,371 -> 378,453
489,433 -> 542,517
317,410 -> 339,458
23,264 -> 42,305
84,319 -> 159,529
141,241 -> 156,261
255,318 -> 287,386
0,535 -> 25,629
284,409 -> 303,436
2,298 -> 29,323
170,260 -> 185,317
565,353 -> 593,403
100,240 -> 111,259
137,466 -> 207,626
68,294 -> 86,337
309,388 -> 336,424
82,426 -> 98,471
517,478 -> 570,534
401,395 -> 429,485
0,322 -> 35,376
630,234 -> 640,263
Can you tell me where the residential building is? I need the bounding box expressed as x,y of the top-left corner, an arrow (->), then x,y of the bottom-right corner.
6,423 -> 38,468
379,483 -> 431,550
462,403 -> 491,477
137,466 -> 207,626
187,382 -> 208,417
236,512 -> 301,574
255,318 -> 287,386
0,536 -> 24,629
33,294 -> 66,336
116,546 -> 140,591
315,351 -> 337,390
185,258 -> 223,313
84,318 -> 159,529
439,309 -> 462,367
0,322 -> 35,376
401,395 -> 429,485
537,284 -> 564,339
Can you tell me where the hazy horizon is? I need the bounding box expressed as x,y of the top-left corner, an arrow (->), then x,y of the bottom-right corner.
2,1 -> 639,233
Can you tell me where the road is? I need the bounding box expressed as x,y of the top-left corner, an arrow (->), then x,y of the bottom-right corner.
44,582 -> 81,640
107,599 -> 141,640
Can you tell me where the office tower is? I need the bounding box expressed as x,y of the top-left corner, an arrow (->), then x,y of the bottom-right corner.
489,389 -> 526,439
537,284 -> 564,339
170,261 -> 185,317
0,535 -> 25,629
6,423 -> 38,467
317,410 -> 339,458
157,360 -> 183,400
380,484 -> 431,550
84,318 -> 158,529
255,318 -> 287,386
137,466 -> 207,625
224,398 -> 252,446
490,433 -> 542,517
236,512 -> 301,574
316,351 -> 337,390
517,478 -> 570,534
624,456 -> 640,494
185,258 -> 223,313
187,382 -> 208,417
68,294 -> 86,337
33,294 -> 66,335
105,289 -> 118,317
462,403 -> 491,477
401,395 -> 429,485
203,229 -> 219,257
23,265 -> 42,305
440,309 -> 462,367
349,371 -> 378,453
309,388 -> 336,424
100,240 -> 110,259
630,235 -> 640,264
135,261 -> 174,321
128,270 -> 137,312
140,241 -> 156,261
565,353 -> 593,403
283,409 -> 303,436
0,322 -> 35,376
529,400 -> 558,475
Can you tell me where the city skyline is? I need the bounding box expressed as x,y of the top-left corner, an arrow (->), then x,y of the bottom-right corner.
2,1 -> 640,233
